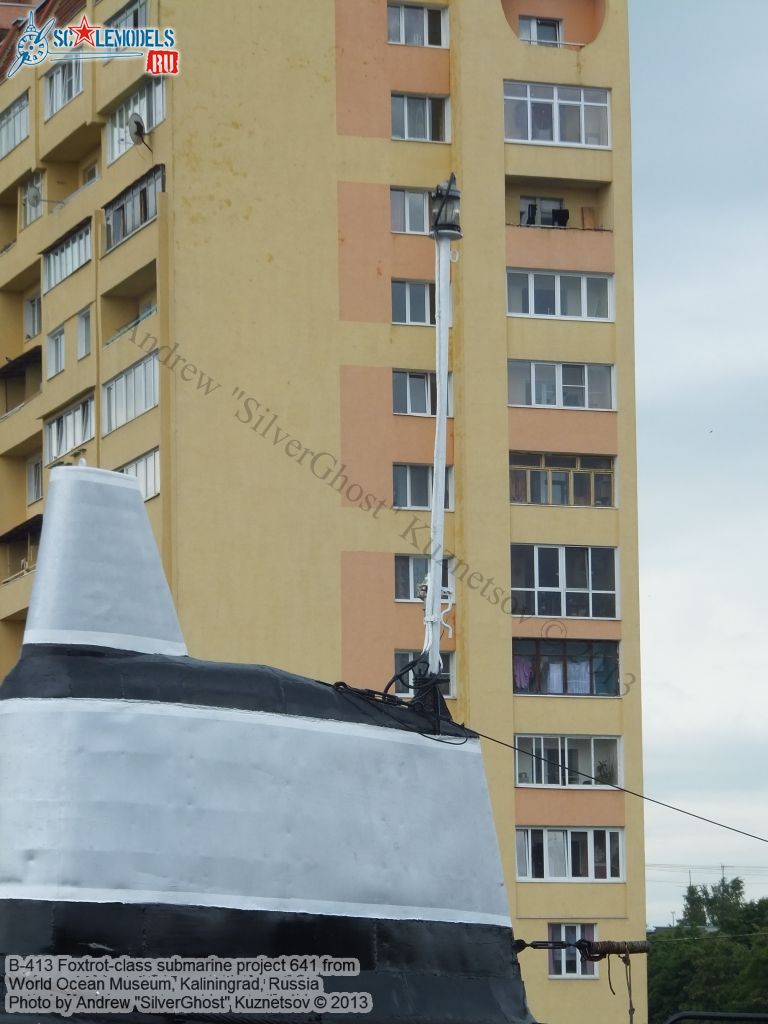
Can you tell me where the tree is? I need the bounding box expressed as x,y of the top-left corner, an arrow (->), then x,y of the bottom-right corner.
648,877 -> 768,1024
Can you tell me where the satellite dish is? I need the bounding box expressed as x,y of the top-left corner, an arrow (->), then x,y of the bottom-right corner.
25,185 -> 42,210
128,112 -> 146,146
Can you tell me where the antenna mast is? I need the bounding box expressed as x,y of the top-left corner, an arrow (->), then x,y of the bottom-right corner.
421,175 -> 461,679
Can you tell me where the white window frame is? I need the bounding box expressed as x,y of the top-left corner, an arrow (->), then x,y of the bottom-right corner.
20,171 -> 43,229
0,92 -> 29,159
107,78 -> 165,164
504,81 -> 611,149
516,827 -> 624,881
548,924 -> 597,978
507,361 -> 615,410
387,4 -> 448,47
507,269 -> 613,321
116,448 -> 160,501
44,60 -> 83,120
26,455 -> 43,505
395,554 -> 452,602
46,326 -> 65,379
392,280 -> 436,325
518,16 -> 562,46
391,93 -> 449,142
515,735 -> 622,788
24,292 -> 41,339
104,0 -> 149,60
43,223 -> 91,292
77,308 -> 91,359
44,396 -> 94,464
104,166 -> 164,251
393,463 -> 453,510
394,650 -> 456,698
390,187 -> 430,234
102,352 -> 159,435
510,544 -> 618,619
393,370 -> 453,416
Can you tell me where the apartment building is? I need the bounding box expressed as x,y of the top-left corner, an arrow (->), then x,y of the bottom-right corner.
0,0 -> 645,1019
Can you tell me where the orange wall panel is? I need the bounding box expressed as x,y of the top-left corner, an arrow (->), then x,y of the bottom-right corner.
338,182 -> 391,323
508,408 -> 618,455
500,0 -> 605,45
511,618 -> 621,641
341,366 -> 454,507
515,787 -> 625,827
335,0 -> 450,139
506,225 -> 614,274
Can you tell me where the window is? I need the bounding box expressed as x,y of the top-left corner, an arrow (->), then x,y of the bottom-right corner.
44,60 -> 83,119
103,352 -> 159,434
387,5 -> 446,46
392,280 -> 436,324
47,327 -> 64,379
391,94 -> 448,142
81,162 -> 98,186
116,448 -> 160,501
107,0 -> 148,32
393,370 -> 453,415
43,223 -> 91,292
510,452 -> 614,507
395,554 -> 451,601
548,924 -> 596,977
26,455 -> 42,505
107,79 -> 165,163
390,188 -> 430,233
507,361 -> 613,410
516,828 -> 623,880
507,270 -> 612,320
24,292 -> 41,339
516,735 -> 620,787
394,650 -> 455,698
0,93 -> 29,159
44,396 -> 94,464
519,196 -> 564,227
77,308 -> 91,359
20,172 -> 43,228
519,16 -> 561,46
511,544 -> 616,618
504,82 -> 610,148
104,166 -> 164,250
513,638 -> 619,696
393,464 -> 452,509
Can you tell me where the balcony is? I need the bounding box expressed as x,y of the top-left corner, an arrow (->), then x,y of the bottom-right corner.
0,388 -> 43,457
506,224 -> 613,274
0,346 -> 42,419
0,513 -> 41,588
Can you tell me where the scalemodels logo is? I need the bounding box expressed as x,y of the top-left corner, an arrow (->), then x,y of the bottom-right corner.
7,11 -> 179,79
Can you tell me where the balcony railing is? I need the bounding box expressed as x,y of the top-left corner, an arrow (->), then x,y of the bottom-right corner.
104,304 -> 158,348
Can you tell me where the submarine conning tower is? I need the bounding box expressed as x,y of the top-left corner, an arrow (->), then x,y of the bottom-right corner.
0,466 -> 535,1024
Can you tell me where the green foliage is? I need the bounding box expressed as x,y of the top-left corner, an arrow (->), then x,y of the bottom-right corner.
649,878 -> 768,1023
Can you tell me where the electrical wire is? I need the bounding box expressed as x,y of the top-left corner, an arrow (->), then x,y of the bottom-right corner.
469,729 -> 768,846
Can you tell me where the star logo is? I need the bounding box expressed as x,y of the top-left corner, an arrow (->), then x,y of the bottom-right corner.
70,15 -> 97,46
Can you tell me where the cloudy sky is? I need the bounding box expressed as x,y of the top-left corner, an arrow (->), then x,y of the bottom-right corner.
629,0 -> 768,925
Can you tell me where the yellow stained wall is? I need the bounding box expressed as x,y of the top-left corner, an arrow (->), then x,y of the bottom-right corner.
0,2 -> 645,1020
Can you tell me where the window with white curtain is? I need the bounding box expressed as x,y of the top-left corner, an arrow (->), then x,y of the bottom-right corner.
516,827 -> 623,880
103,353 -> 159,434
44,397 -> 94,464
47,327 -> 65,379
44,223 -> 91,292
26,455 -> 42,504
390,188 -> 430,233
44,60 -> 83,119
0,92 -> 29,159
507,269 -> 612,320
387,5 -> 447,46
77,308 -> 91,359
24,292 -> 41,339
391,94 -> 448,141
116,448 -> 160,500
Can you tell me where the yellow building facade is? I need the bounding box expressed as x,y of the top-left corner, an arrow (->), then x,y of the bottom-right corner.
0,0 -> 645,1019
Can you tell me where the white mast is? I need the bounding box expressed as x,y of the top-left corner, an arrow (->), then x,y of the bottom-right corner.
422,175 -> 461,676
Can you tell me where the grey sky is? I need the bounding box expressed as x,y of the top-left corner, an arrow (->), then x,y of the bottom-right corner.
629,0 -> 768,925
